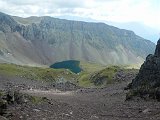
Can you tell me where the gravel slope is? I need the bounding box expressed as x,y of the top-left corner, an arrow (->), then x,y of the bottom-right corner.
1,72 -> 160,120
7,81 -> 160,120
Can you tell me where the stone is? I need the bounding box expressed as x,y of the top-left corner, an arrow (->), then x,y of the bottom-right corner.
0,116 -> 8,120
142,108 -> 151,114
33,109 -> 40,112
0,99 -> 7,115
155,38 -> 160,57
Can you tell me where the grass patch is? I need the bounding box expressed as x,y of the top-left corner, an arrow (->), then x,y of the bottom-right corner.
90,66 -> 121,86
80,61 -> 106,73
29,96 -> 44,104
0,63 -> 77,83
78,72 -> 94,87
78,65 -> 138,87
78,66 -> 122,87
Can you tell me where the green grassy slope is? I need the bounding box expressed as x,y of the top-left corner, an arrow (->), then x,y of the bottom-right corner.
0,63 -> 77,83
78,65 -> 138,87
0,63 -> 138,88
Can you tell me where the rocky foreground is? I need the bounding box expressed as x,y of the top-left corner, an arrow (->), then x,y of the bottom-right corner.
1,75 -> 160,120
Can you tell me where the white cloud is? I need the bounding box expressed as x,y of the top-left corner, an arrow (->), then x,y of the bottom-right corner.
0,0 -> 159,30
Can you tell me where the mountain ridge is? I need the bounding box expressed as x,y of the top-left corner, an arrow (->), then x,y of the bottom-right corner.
0,12 -> 155,66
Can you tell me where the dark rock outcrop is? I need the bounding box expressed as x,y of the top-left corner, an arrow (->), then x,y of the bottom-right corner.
127,38 -> 160,101
155,38 -> 160,56
0,90 -> 45,119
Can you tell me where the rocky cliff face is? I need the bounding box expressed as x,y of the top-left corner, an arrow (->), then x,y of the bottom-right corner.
0,12 -> 156,66
127,38 -> 160,100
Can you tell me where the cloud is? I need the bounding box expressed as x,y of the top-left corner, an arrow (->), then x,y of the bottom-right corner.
1,0 -> 86,9
0,0 -> 87,17
0,0 -> 159,30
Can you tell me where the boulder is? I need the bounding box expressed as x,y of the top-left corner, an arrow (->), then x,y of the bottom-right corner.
0,116 -> 8,120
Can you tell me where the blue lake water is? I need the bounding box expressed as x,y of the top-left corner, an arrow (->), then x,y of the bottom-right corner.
50,60 -> 82,74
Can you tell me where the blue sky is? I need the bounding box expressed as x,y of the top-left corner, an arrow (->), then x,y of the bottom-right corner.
0,0 -> 159,43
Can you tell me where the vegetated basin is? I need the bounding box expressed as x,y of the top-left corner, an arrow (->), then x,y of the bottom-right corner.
50,60 -> 82,74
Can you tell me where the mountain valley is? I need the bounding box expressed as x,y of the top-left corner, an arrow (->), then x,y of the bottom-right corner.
0,12 -> 160,120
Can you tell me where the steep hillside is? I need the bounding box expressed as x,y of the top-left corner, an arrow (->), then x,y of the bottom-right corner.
0,12 -> 155,66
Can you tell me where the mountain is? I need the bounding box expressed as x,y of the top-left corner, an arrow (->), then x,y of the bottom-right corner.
105,21 -> 159,43
0,12 -> 156,66
57,15 -> 159,43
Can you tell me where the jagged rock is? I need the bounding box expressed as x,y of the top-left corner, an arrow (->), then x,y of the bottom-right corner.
128,38 -> 160,100
0,116 -> 8,120
0,91 -> 7,116
55,81 -> 78,91
155,38 -> 160,57
142,108 -> 151,114
0,12 -> 18,33
0,99 -> 7,116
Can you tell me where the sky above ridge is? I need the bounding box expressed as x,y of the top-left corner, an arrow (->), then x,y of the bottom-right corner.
0,0 -> 159,42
